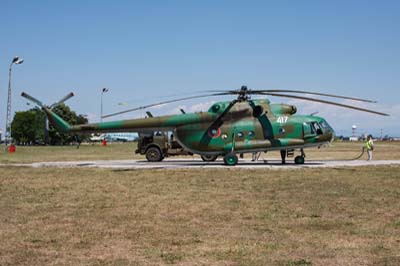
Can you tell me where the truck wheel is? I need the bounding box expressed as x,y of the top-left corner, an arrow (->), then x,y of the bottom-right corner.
201,155 -> 218,162
146,147 -> 163,162
223,153 -> 238,166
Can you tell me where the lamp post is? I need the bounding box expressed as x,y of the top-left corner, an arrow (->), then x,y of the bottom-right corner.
101,88 -> 109,122
4,56 -> 24,153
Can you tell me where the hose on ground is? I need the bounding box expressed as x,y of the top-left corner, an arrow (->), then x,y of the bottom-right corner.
345,146 -> 365,161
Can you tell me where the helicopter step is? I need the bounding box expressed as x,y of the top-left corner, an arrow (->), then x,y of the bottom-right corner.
280,148 -> 305,164
286,149 -> 295,158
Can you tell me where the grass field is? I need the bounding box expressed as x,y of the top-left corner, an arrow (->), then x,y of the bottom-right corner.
0,142 -> 400,265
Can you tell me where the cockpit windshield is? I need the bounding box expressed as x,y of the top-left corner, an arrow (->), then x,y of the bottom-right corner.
319,120 -> 333,132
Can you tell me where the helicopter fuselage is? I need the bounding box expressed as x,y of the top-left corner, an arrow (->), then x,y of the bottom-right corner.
173,99 -> 335,155
41,98 -> 335,156
41,98 -> 334,157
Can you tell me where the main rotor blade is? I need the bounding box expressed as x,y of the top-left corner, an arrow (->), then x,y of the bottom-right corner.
254,90 -> 377,103
102,92 -> 230,119
257,92 -> 389,116
206,89 -> 377,103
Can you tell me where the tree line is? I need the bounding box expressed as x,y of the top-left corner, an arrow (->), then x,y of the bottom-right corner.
11,104 -> 89,145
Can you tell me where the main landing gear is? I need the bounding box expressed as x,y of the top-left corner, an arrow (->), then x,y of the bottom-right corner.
222,149 -> 306,166
223,152 -> 238,166
280,149 -> 305,164
201,154 -> 218,162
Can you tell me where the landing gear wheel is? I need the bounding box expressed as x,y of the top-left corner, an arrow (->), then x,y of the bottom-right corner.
146,147 -> 163,162
294,155 -> 305,164
201,155 -> 218,162
223,153 -> 238,166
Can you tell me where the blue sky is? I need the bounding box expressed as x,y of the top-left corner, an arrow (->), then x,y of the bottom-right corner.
1,0 -> 399,137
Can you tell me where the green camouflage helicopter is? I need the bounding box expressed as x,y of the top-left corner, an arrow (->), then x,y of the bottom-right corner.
21,86 -> 388,165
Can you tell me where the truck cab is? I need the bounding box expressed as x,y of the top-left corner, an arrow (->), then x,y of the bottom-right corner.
135,131 -> 192,162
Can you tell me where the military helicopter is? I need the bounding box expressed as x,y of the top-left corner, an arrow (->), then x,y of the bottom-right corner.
21,86 -> 388,165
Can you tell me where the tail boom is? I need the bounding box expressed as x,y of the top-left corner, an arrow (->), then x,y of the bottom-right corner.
43,107 -> 71,133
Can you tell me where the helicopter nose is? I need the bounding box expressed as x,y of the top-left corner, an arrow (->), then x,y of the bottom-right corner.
329,130 -> 335,143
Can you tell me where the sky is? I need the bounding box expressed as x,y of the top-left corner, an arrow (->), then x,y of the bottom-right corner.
1,0 -> 399,137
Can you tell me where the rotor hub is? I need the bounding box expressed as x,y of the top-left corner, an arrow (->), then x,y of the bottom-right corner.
238,85 -> 250,101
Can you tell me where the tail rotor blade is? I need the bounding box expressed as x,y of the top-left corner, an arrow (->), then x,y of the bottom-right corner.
21,92 -> 44,108
50,92 -> 74,108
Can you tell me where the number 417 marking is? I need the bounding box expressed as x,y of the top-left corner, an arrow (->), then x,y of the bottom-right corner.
277,116 -> 288,124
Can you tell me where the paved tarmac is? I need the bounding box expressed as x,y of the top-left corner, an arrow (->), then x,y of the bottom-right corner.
13,158 -> 400,169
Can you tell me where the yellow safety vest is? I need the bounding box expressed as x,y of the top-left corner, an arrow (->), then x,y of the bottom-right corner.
365,139 -> 373,150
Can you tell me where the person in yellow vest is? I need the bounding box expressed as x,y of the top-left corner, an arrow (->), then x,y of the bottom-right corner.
365,135 -> 374,161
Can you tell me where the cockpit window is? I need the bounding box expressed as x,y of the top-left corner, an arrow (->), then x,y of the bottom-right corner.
312,122 -> 323,135
304,122 -> 323,136
320,121 -> 333,131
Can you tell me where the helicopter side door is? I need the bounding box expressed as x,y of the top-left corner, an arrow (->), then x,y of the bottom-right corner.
303,122 -> 316,139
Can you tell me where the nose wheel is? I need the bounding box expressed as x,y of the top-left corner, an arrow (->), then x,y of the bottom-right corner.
294,149 -> 306,164
294,156 -> 305,164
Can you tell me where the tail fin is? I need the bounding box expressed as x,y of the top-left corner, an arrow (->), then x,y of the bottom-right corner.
21,92 -> 73,133
42,107 -> 71,133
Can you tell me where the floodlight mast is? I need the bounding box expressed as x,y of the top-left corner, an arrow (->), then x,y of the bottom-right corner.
101,88 -> 109,122
4,56 -> 23,153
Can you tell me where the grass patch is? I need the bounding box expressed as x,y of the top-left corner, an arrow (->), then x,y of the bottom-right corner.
1,165 -> 399,265
279,259 -> 313,266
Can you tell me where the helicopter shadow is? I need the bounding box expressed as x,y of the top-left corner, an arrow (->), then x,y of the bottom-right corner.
135,159 -> 325,167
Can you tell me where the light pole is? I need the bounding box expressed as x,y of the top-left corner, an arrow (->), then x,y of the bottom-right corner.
101,88 -> 109,122
4,56 -> 24,152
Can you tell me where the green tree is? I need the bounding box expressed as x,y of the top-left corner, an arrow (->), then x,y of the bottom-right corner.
11,108 -> 45,145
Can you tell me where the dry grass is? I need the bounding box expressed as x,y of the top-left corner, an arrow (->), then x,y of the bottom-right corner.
0,143 -> 142,164
1,141 -> 400,164
1,166 -> 400,265
302,141 -> 400,161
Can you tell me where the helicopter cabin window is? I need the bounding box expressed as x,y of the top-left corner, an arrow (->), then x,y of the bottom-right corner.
311,122 -> 323,135
248,131 -> 255,137
237,132 -> 244,138
279,127 -> 285,134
